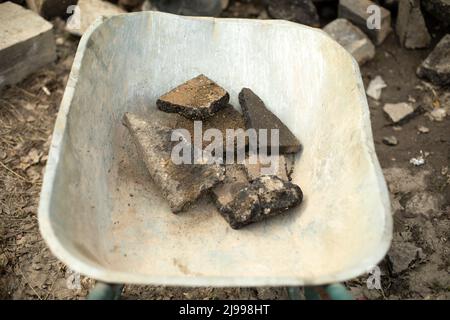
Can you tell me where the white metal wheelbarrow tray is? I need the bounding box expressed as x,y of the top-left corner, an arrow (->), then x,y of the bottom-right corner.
39,11 -> 392,287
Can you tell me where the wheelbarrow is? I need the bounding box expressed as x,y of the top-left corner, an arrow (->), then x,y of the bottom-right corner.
38,11 -> 392,299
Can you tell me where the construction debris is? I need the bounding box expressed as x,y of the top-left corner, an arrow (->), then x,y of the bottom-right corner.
0,2 -> 56,91
383,102 -> 415,123
218,175 -> 303,229
338,0 -> 392,45
323,18 -> 375,66
417,34 -> 450,86
267,0 -> 320,27
65,0 -> 126,36
157,74 -> 230,120
239,88 -> 301,154
396,0 -> 431,49
366,76 -> 387,100
244,154 -> 289,181
122,112 -> 225,213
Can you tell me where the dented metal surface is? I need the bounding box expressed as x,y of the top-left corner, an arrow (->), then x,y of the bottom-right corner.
38,12 -> 392,286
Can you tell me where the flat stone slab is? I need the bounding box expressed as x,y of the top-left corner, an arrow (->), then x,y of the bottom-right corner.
122,112 -> 225,213
0,2 -> 56,91
218,175 -> 303,229
174,104 -> 247,153
239,88 -> 301,154
338,0 -> 392,45
417,34 -> 450,86
323,18 -> 375,65
157,74 -> 230,120
383,102 -> 415,123
396,0 -> 431,49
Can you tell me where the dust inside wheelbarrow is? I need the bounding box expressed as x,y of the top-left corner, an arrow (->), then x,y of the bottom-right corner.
38,12 -> 392,287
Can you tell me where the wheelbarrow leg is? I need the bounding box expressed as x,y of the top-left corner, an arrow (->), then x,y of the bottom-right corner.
304,284 -> 353,300
288,284 -> 353,300
87,282 -> 124,300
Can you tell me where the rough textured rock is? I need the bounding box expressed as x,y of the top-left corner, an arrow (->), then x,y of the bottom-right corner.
122,112 -> 225,213
26,0 -> 78,19
65,0 -> 126,36
396,0 -> 431,49
174,104 -> 247,153
417,34 -> 450,86
244,154 -> 289,181
211,164 -> 249,209
366,75 -> 387,100
338,0 -> 392,45
267,0 -> 320,27
219,176 -> 303,229
157,74 -> 229,120
383,102 -> 415,123
239,88 -> 301,154
0,2 -> 56,91
388,235 -> 424,274
323,19 -> 376,66
422,0 -> 450,27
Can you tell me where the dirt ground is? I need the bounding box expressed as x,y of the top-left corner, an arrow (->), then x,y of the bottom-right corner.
0,6 -> 449,300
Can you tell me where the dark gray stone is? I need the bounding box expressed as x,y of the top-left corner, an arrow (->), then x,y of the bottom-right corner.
122,112 -> 225,213
238,88 -> 301,154
26,0 -> 78,19
417,34 -> 450,86
157,74 -> 229,120
218,175 -> 303,229
267,0 -> 320,27
422,0 -> 450,27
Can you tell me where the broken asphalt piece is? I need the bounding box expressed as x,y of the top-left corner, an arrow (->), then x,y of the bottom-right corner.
338,0 -> 392,45
218,176 -> 303,229
396,0 -> 431,49
383,136 -> 398,146
122,112 -> 225,213
323,19 -> 375,66
417,34 -> 450,86
157,74 -> 230,120
211,164 -> 249,210
366,75 -> 387,100
174,104 -> 247,154
383,102 -> 415,123
239,88 -> 301,154
0,2 -> 56,91
244,154 -> 289,181
65,0 -> 126,36
267,0 -> 320,27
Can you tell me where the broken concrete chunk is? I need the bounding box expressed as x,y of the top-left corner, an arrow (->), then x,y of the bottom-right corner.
417,34 -> 450,86
219,176 -> 303,229
157,74 -> 230,120
396,0 -> 431,49
338,0 -> 392,45
267,0 -> 320,27
244,154 -> 289,181
239,88 -> 301,154
366,75 -> 387,100
122,112 -> 225,213
211,164 -> 249,209
323,19 -> 375,66
0,2 -> 56,91
383,102 -> 414,123
65,0 -> 126,36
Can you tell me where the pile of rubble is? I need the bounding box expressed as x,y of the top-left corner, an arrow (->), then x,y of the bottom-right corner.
123,75 -> 303,229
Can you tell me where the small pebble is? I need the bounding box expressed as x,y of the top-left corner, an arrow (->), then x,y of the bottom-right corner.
417,125 -> 430,134
383,136 -> 398,146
